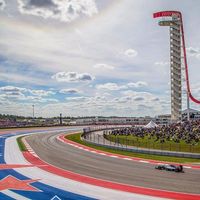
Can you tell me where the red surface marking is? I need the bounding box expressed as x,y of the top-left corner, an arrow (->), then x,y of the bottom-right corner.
0,175 -> 40,191
59,135 -> 200,169
59,135 -> 140,161
0,131 -> 9,135
23,146 -> 200,200
0,164 -> 34,170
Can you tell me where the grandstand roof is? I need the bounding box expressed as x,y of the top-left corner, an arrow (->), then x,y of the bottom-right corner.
182,108 -> 200,114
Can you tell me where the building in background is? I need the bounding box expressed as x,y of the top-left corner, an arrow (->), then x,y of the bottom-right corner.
73,109 -> 200,126
182,109 -> 200,120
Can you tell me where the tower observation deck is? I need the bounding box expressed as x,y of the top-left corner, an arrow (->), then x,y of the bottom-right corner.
153,11 -> 200,122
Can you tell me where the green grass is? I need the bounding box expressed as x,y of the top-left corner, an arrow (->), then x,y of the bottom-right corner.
105,135 -> 200,153
17,136 -> 27,151
65,133 -> 200,164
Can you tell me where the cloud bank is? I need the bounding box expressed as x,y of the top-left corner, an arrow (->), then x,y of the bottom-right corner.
17,0 -> 98,22
93,63 -> 115,70
59,88 -> 80,94
52,71 -> 95,82
96,81 -> 148,91
0,0 -> 5,10
124,49 -> 138,57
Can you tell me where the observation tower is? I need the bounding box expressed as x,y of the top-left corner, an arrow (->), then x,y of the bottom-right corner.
153,11 -> 200,122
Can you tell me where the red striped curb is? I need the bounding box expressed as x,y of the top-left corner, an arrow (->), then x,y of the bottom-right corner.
20,137 -> 200,200
58,134 -> 200,170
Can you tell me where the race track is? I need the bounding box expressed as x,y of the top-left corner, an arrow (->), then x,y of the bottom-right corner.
3,127 -> 168,200
26,132 -> 200,194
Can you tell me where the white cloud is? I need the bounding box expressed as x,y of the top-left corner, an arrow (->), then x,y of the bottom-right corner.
52,71 -> 95,82
113,93 -> 149,104
0,85 -> 56,103
186,47 -> 200,59
189,83 -> 200,97
186,47 -> 200,55
26,96 -> 58,102
151,97 -> 160,102
137,104 -> 153,110
0,92 -> 25,100
154,61 -> 169,66
96,81 -> 148,91
66,96 -> 88,101
59,88 -> 80,94
0,0 -> 5,10
127,81 -> 147,88
0,72 -> 50,86
133,96 -> 145,101
124,48 -> 138,57
44,98 -> 59,102
93,63 -> 115,70
17,0 -> 98,22
0,86 -> 28,93
121,90 -> 154,99
0,86 -> 55,96
96,83 -> 127,91
196,54 -> 200,59
113,96 -> 132,103
30,89 -> 55,96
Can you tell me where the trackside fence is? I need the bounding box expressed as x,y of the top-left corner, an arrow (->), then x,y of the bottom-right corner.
81,127 -> 200,159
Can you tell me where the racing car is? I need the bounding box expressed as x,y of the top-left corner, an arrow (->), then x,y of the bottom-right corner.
155,164 -> 184,172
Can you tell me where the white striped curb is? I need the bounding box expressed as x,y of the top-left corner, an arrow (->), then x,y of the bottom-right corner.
22,137 -> 38,158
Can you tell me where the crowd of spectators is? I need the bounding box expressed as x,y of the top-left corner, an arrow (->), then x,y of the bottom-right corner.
110,120 -> 200,145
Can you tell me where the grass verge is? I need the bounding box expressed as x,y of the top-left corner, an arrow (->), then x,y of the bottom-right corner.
66,133 -> 200,164
17,136 -> 27,151
105,135 -> 200,153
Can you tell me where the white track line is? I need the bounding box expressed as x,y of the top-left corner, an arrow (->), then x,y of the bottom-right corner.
109,155 -> 119,158
183,166 -> 192,169
65,138 -> 199,170
84,149 -> 90,151
22,138 -> 39,158
5,135 -> 165,200
99,153 -> 107,156
123,158 -> 133,161
139,160 -> 150,163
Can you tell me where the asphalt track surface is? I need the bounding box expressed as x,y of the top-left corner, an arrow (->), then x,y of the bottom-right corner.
26,132 -> 200,194
1,127 -> 99,200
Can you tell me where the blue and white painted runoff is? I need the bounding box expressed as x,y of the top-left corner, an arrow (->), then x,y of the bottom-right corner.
0,128 -> 165,200
0,128 -> 95,200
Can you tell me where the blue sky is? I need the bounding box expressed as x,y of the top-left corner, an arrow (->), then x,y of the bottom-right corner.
0,0 -> 200,117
